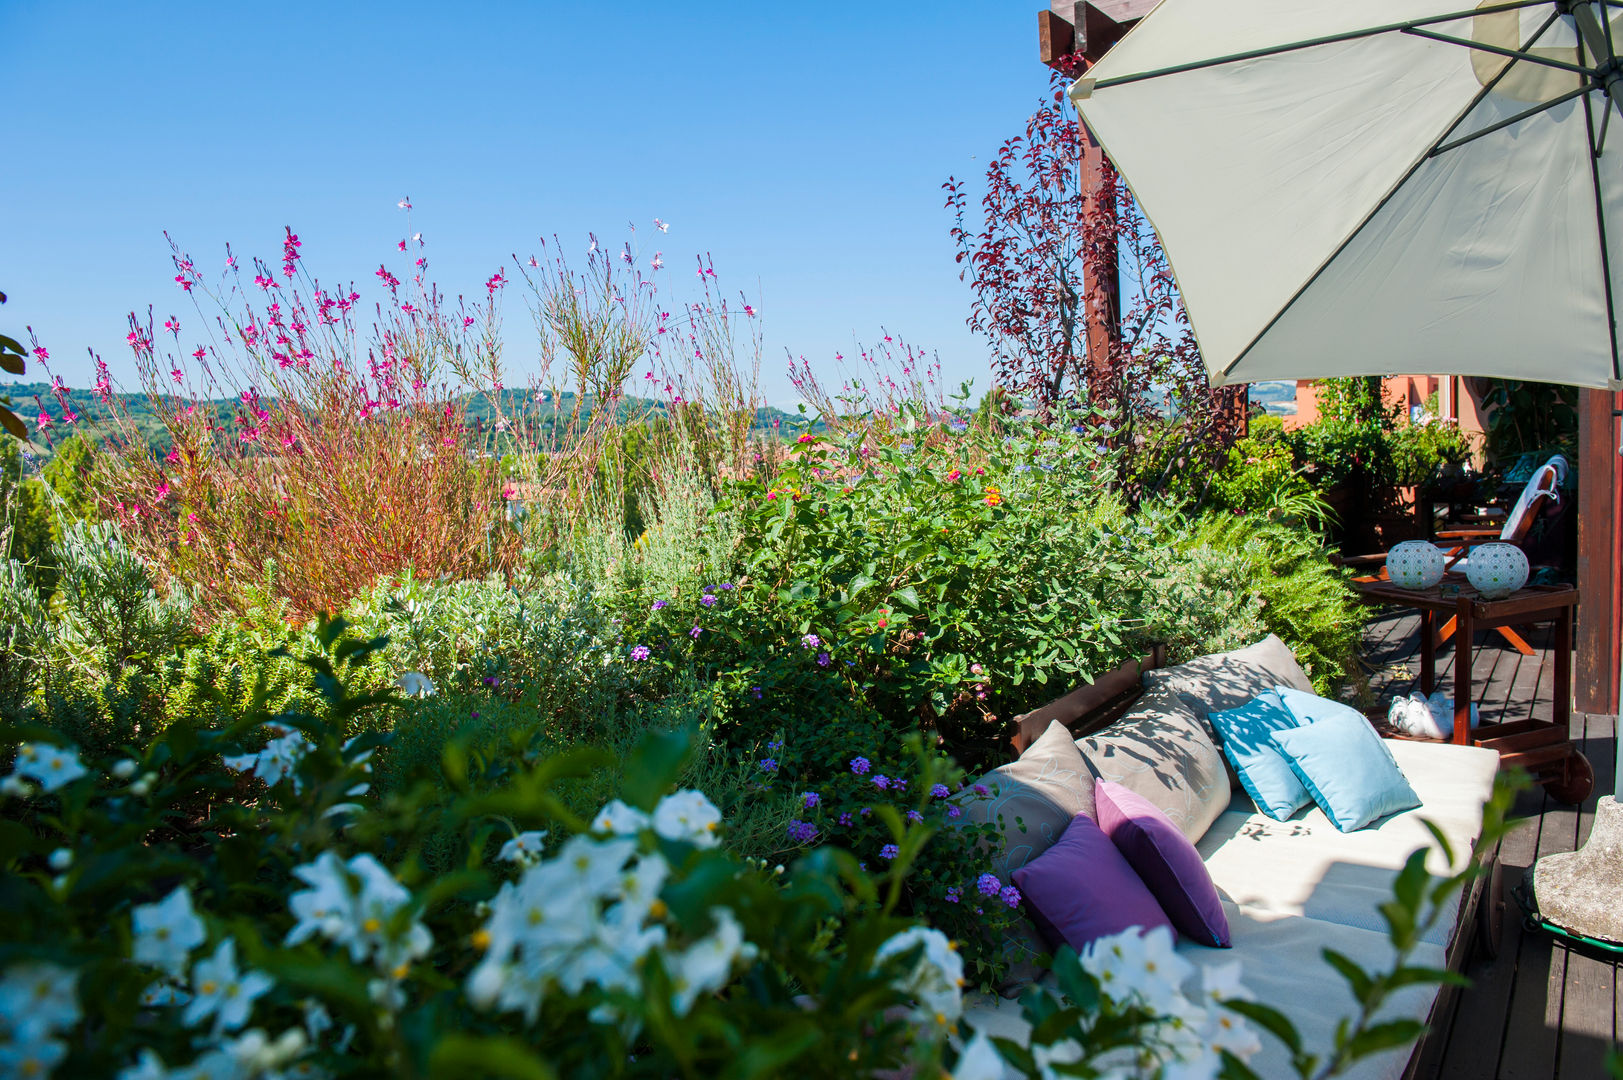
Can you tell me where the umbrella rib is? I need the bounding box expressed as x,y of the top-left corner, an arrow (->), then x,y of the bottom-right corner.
1089,0 -> 1546,92
1429,87 -> 1590,157
1219,10 -> 1563,380
1401,26 -> 1594,76
1581,90 -> 1622,383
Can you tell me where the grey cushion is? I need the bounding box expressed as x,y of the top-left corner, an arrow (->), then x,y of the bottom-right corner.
1142,634 -> 1315,727
1075,686 -> 1230,844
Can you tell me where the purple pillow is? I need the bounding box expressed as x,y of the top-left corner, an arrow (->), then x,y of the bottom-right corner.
1095,781 -> 1231,948
1011,812 -> 1174,955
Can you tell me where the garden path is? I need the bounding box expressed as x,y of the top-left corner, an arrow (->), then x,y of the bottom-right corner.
1358,608 -> 1619,1079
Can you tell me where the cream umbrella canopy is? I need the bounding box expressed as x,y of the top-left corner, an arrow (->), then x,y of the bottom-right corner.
1069,0 -> 1623,391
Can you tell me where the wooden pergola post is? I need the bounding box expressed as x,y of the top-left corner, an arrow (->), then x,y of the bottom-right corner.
1575,389 -> 1622,716
1040,2 -> 1247,433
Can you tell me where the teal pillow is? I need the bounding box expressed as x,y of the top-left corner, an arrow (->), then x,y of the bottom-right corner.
1206,691 -> 1311,820
1271,713 -> 1422,831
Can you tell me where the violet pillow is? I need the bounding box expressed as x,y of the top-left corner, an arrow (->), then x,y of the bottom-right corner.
1095,781 -> 1231,948
1011,812 -> 1174,955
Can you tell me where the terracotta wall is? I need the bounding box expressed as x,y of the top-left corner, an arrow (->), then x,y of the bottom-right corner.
1285,376 -> 1487,438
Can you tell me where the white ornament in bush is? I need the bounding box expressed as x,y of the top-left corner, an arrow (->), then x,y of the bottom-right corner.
1386,541 -> 1446,591
1465,542 -> 1528,600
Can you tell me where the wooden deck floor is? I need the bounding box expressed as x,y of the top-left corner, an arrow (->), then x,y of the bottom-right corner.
1358,609 -> 1619,1079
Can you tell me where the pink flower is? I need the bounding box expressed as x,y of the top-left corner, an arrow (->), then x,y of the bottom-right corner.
164,317 -> 181,335
502,485 -> 516,500
743,304 -> 756,317
397,239 -> 407,252
375,266 -> 400,289
462,316 -> 475,329
654,218 -> 669,232
486,269 -> 506,294
31,346 -> 48,360
397,197 -> 412,210
651,252 -> 663,270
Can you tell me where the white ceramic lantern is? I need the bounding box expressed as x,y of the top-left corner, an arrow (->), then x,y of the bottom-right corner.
1465,542 -> 1529,600
1386,540 -> 1447,590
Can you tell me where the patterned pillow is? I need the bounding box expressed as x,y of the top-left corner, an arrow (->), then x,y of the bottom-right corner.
1075,687 -> 1230,844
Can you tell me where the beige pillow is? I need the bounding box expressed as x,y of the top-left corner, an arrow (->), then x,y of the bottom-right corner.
956,719 -> 1094,995
958,719 -> 1095,880
1075,686 -> 1229,844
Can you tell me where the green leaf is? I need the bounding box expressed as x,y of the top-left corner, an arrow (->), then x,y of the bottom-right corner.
1321,949 -> 1373,1001
1386,964 -> 1471,991
1224,999 -> 1303,1055
428,1034 -> 557,1080
1345,1019 -> 1427,1060
0,334 -> 25,356
621,725 -> 694,811
889,586 -> 921,611
0,352 -> 23,376
0,404 -> 27,440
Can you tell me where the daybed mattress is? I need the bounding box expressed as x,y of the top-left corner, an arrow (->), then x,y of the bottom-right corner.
964,739 -> 1501,1079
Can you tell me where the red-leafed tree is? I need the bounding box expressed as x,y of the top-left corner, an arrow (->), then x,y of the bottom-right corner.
945,73 -> 1244,500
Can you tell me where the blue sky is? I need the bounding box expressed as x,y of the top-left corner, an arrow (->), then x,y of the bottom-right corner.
1,1 -> 1053,406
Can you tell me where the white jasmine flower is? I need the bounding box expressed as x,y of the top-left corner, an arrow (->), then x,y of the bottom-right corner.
590,799 -> 649,837
116,1048 -> 168,1080
286,852 -> 352,948
1197,962 -> 1261,1060
47,848 -> 72,871
0,1037 -> 68,1079
1031,1038 -> 1084,1080
10,742 -> 88,793
550,835 -> 639,901
0,775 -> 31,798
112,758 -> 140,779
1082,926 -> 1191,1016
612,853 -> 669,923
498,830 -> 549,865
302,999 -> 332,1042
0,962 -> 80,1039
132,886 -> 208,978
874,926 -> 964,1026
184,939 -> 273,1033
393,672 -> 437,697
953,1031 -> 1005,1080
138,980 -> 192,1007
671,908 -> 756,1015
287,852 -> 431,973
651,790 -> 721,848
223,728 -> 313,791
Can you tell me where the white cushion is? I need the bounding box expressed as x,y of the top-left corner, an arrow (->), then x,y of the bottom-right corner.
963,904 -> 1448,1080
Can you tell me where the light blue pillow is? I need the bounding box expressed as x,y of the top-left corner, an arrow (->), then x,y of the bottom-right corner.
1205,691 -> 1311,820
1271,713 -> 1422,831
1274,686 -> 1369,729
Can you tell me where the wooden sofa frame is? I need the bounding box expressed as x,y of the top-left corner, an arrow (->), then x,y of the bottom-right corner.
1007,648 -> 1504,1079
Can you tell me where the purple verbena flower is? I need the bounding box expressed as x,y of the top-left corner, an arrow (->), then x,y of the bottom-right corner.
947,805 -> 963,820
850,756 -> 871,776
906,810 -> 923,823
816,651 -> 831,667
972,783 -> 989,797
837,812 -> 853,827
893,779 -> 907,794
976,873 -> 1001,897
701,594 -> 717,608
801,633 -> 820,649
880,844 -> 899,861
651,599 -> 667,611
860,806 -> 872,817
751,685 -> 763,700
629,645 -> 651,662
759,758 -> 778,773
802,791 -> 821,809
872,774 -> 891,790
945,887 -> 962,904
787,819 -> 819,844
930,783 -> 950,799
1000,885 -> 1022,909
720,582 -> 734,591
689,625 -> 703,639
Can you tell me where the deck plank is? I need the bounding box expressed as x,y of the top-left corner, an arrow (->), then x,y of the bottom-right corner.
1556,711 -> 1619,1079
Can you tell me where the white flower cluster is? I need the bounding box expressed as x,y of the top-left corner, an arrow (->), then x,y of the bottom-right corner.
0,962 -> 79,1079
2,742 -> 88,796
222,726 -> 373,803
1078,926 -> 1259,1080
873,926 -> 965,1029
286,851 -> 433,994
117,885 -> 322,1079
467,790 -> 749,1023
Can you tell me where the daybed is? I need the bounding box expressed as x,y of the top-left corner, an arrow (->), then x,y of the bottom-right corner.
961,637 -> 1502,1080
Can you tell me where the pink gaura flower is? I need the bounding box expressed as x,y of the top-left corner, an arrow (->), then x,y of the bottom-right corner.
397,239 -> 407,252
32,345 -> 48,360
486,269 -> 506,294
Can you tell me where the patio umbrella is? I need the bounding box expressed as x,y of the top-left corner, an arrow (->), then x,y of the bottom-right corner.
1068,0 -> 1623,944
1069,0 -> 1623,391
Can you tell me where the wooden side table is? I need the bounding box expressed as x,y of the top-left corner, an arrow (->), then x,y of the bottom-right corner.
1352,578 -> 1592,804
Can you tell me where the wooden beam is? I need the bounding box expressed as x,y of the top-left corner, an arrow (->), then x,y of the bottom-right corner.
1038,8 -> 1075,67
1574,388 -> 1621,713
